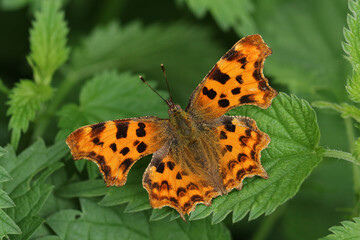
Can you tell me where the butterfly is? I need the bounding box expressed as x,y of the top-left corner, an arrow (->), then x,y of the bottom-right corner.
66,34 -> 277,219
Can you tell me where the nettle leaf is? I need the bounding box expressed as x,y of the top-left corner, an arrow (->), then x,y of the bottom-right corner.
47,198 -> 231,240
0,147 -> 21,239
0,140 -> 67,240
258,0 -> 349,101
321,217 -> 360,240
56,158 -> 151,213
344,0 -> 360,102
27,0 -> 69,85
7,80 -> 53,149
57,70 -> 168,141
98,159 -> 150,213
189,93 -> 322,223
67,21 -> 223,105
176,0 -> 256,35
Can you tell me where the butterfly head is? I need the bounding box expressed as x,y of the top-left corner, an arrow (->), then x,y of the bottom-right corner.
166,98 -> 182,115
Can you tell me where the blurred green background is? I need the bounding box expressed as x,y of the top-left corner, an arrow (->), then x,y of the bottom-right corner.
0,0 -> 356,239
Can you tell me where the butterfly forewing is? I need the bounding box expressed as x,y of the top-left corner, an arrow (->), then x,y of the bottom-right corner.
186,34 -> 277,120
66,117 -> 171,186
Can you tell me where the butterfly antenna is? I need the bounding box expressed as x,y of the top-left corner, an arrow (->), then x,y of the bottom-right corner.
139,75 -> 169,106
161,64 -> 174,101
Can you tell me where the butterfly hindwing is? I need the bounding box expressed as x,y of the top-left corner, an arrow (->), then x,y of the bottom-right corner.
216,115 -> 269,192
66,116 -> 171,186
142,150 -> 220,219
186,34 -> 277,119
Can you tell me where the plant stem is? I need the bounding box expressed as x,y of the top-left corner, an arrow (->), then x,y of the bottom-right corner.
323,149 -> 359,166
344,118 -> 360,216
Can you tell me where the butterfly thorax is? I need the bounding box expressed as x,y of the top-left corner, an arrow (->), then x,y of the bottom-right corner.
168,104 -> 196,139
167,103 -> 227,193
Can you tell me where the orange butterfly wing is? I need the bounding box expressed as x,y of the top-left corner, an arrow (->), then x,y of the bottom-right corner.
66,117 -> 171,186
142,147 -> 220,219
216,116 -> 269,192
186,34 -> 277,119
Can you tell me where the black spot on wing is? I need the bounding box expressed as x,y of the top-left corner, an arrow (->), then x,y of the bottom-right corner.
177,187 -> 186,197
253,69 -> 262,81
225,145 -> 233,152
222,47 -> 239,61
240,94 -> 255,104
191,195 -> 203,202
92,137 -> 104,146
236,75 -> 243,84
238,57 -> 247,69
218,99 -> 230,108
209,65 -> 230,84
202,86 -> 217,100
120,147 -> 130,156
116,122 -> 129,139
167,161 -> 175,170
187,182 -> 199,190
156,162 -> 165,173
220,131 -> 228,139
136,142 -> 147,153
236,169 -> 246,179
238,153 -> 247,162
136,122 -> 146,137
176,172 -> 182,179
90,122 -> 105,136
109,143 -> 117,152
231,87 -> 241,95
258,80 -> 270,91
120,158 -> 133,173
225,123 -> 236,132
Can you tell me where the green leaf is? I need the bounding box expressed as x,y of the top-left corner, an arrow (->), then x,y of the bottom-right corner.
176,0 -> 256,35
7,80 -> 53,149
0,209 -> 21,237
343,0 -> 360,67
344,0 -> 360,102
98,160 -> 150,213
190,93 -> 322,223
57,71 -> 168,141
56,179 -> 109,198
27,0 -> 69,85
0,148 -> 21,239
64,21 -> 223,105
321,217 -> 360,240
47,198 -> 231,240
258,0 -> 349,101
0,140 -> 68,240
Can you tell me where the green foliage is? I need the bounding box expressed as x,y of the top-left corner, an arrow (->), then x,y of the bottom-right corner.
312,101 -> 360,123
27,0 -> 69,85
7,80 -> 53,149
190,94 -> 322,223
258,0 -> 349,101
321,217 -> 360,240
57,70 -> 167,141
176,0 -> 256,35
344,0 -> 360,102
66,21 -> 222,105
46,198 -> 231,240
0,140 -> 67,239
6,0 -> 69,149
0,148 -> 21,239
